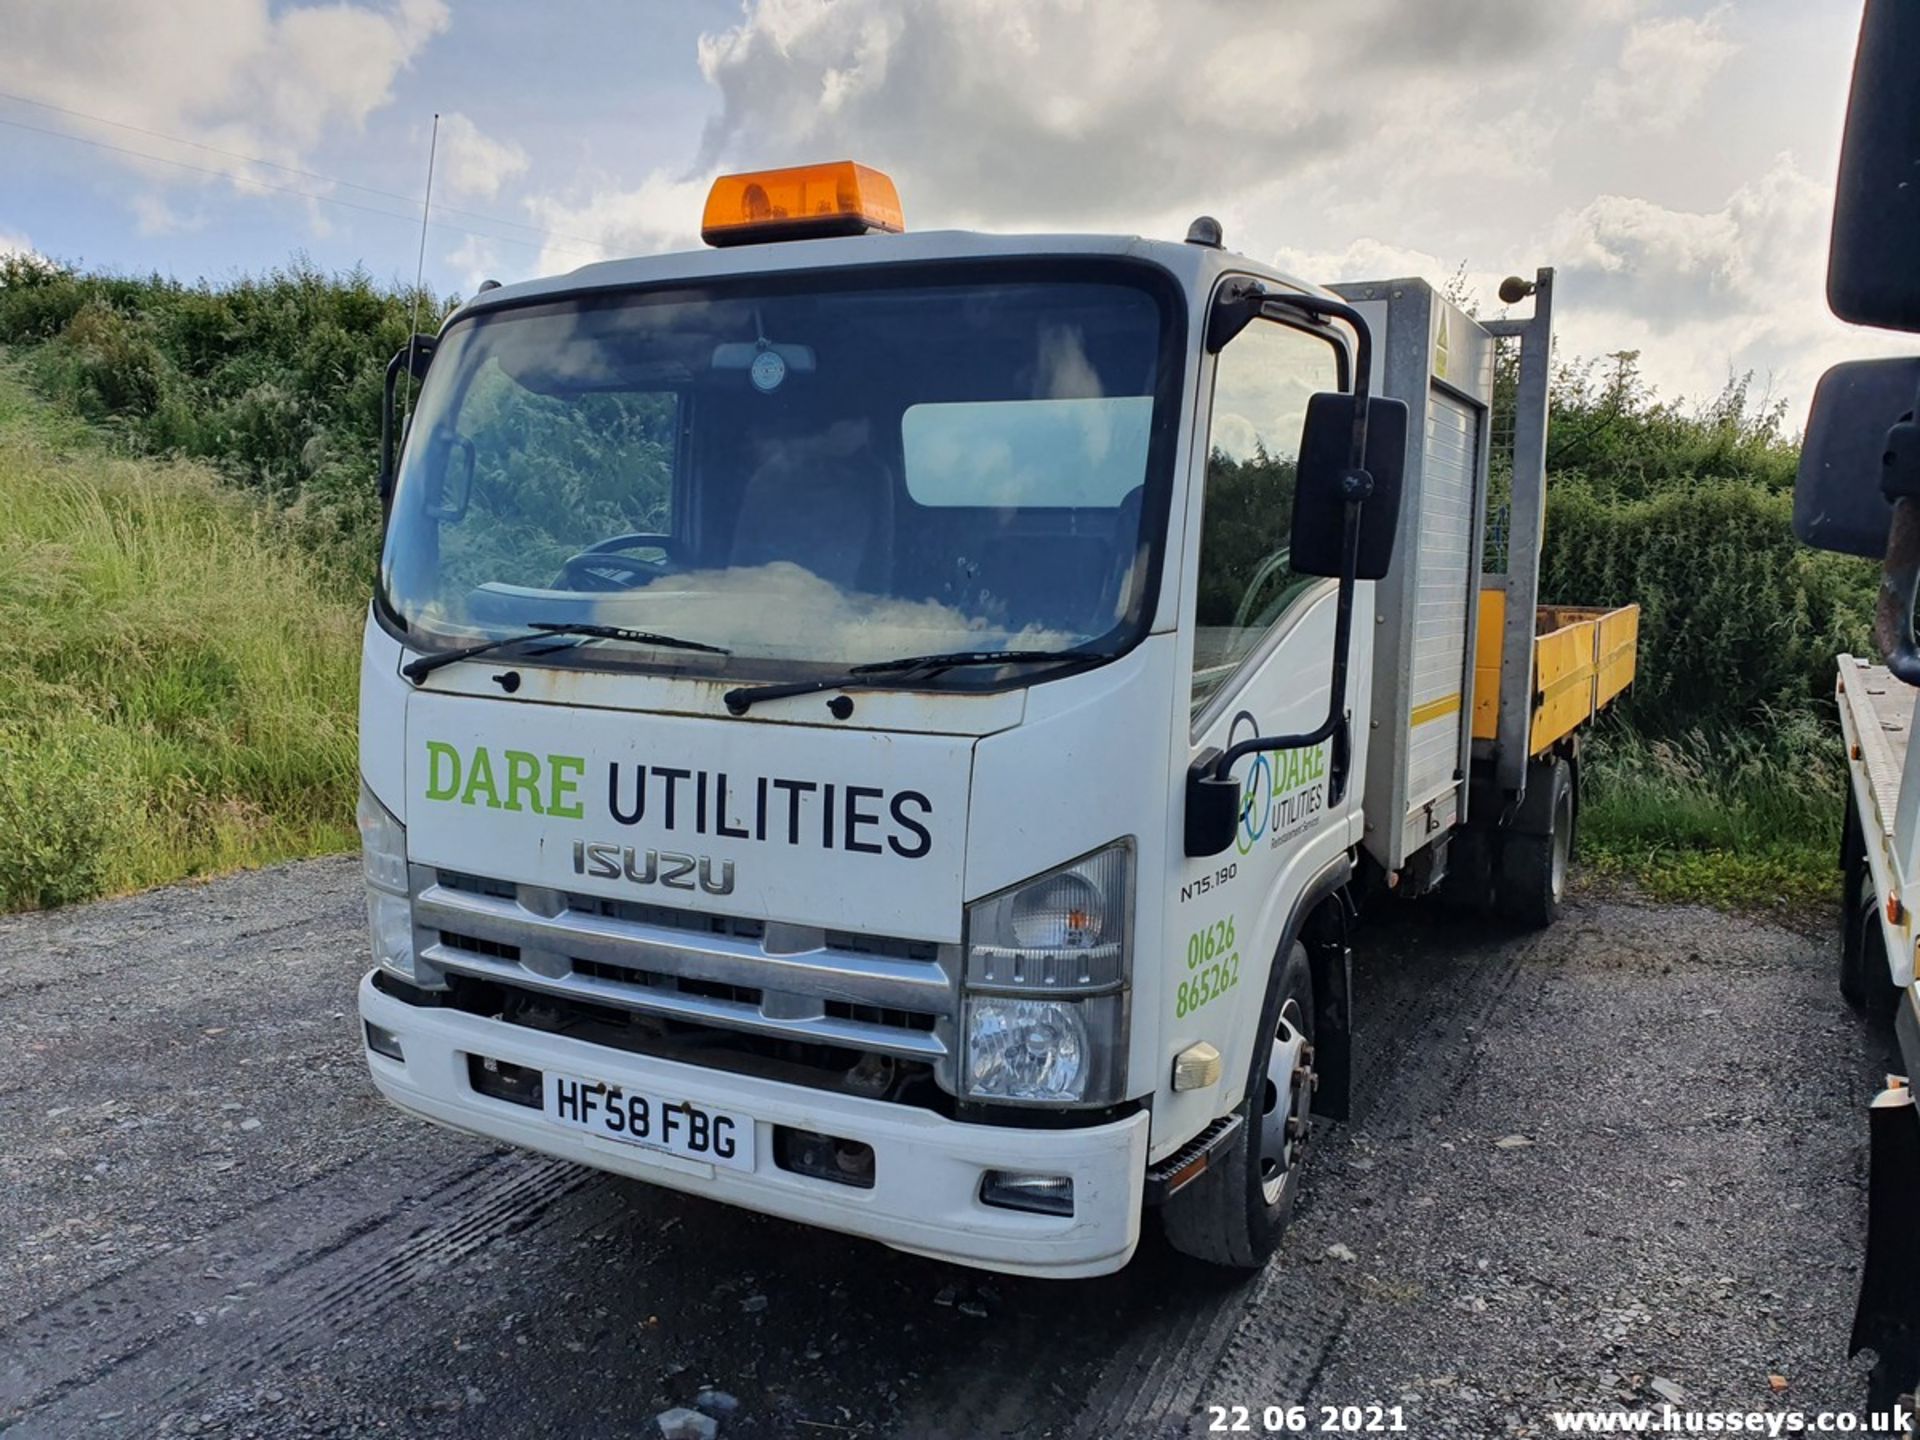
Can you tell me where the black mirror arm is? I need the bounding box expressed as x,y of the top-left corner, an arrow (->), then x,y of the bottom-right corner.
1877,498 -> 1920,684
379,349 -> 406,505
1875,386 -> 1920,684
379,334 -> 439,506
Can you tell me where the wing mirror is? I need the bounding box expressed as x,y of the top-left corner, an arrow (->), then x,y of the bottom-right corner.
1829,0 -> 1920,331
1796,357 -> 1920,681
1793,358 -> 1920,559
1797,1 -> 1920,685
1291,392 -> 1407,580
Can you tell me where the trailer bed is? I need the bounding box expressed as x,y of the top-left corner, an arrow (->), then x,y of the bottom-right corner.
1472,596 -> 1640,755
1840,655 -> 1914,844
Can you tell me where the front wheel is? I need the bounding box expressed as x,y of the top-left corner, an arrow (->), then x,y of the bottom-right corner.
1162,943 -> 1316,1271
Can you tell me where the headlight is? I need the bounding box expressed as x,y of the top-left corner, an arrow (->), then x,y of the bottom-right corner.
962,842 -> 1132,1105
367,888 -> 417,981
358,781 -> 416,981
357,781 -> 409,894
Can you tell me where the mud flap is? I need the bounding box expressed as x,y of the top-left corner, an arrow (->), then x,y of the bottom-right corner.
1304,903 -> 1351,1123
1853,1078 -> 1920,1412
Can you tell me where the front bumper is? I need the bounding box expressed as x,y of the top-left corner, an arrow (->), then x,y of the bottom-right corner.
358,972 -> 1148,1278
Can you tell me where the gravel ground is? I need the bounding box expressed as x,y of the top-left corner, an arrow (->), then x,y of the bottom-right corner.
0,858 -> 1900,1438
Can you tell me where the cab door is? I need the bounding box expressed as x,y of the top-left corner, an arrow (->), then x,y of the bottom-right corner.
1157,303 -> 1369,1139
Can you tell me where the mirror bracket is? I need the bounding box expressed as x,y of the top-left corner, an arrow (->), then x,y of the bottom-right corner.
1885,416 -> 1920,501
380,333 -> 439,506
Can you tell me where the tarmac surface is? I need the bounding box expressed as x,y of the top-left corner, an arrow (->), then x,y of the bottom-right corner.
0,857 -> 1898,1438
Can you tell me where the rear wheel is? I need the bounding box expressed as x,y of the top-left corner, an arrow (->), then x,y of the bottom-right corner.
1499,757 -> 1573,930
1163,943 -> 1316,1270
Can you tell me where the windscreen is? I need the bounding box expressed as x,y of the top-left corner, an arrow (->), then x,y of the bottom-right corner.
379,266 -> 1177,680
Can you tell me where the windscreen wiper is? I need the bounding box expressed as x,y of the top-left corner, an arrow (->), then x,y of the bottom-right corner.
402,621 -> 729,683
723,648 -> 1114,715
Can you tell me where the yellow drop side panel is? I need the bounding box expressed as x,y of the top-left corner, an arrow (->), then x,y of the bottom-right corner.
1472,587 -> 1505,743
1471,598 -> 1641,753
1531,613 -> 1599,753
1595,604 -> 1640,709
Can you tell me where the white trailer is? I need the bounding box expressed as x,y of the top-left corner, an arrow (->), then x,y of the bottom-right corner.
354,162 -> 1633,1277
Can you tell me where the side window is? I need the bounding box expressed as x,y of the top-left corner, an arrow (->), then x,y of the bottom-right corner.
1191,318 -> 1342,714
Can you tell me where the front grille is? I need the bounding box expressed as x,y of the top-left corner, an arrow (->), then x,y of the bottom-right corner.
441,931 -> 519,961
410,866 -> 960,1087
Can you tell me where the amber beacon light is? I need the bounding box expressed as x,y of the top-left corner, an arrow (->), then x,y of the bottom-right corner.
701,162 -> 906,247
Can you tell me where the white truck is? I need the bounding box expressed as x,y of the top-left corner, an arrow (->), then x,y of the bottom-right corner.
1794,3 -> 1920,1419
355,161 -> 1634,1277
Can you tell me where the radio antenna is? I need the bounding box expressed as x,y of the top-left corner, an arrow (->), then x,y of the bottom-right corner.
401,112 -> 440,435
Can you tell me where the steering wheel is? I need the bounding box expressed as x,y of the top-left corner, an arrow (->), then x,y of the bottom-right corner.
555,534 -> 675,592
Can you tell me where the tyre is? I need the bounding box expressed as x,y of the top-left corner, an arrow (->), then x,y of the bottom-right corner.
1841,792 -> 1903,1027
1842,783 -> 1869,1006
1163,942 -> 1316,1270
1842,825 -> 1872,1009
1498,756 -> 1572,931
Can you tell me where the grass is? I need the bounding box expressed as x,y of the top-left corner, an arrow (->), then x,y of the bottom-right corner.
1575,716 -> 1842,912
0,359 -> 363,910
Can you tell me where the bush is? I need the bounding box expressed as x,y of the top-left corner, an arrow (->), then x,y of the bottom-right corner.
0,254 -> 453,583
0,725 -> 129,909
1541,476 -> 1875,734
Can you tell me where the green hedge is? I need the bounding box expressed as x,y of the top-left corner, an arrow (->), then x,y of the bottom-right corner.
1540,476 -> 1875,734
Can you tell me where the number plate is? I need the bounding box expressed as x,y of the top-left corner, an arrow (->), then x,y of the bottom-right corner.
543,1071 -> 755,1171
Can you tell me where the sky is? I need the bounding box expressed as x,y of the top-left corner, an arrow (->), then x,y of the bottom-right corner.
0,0 -> 1905,421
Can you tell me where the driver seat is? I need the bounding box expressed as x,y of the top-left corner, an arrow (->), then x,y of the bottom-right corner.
729,440 -> 892,592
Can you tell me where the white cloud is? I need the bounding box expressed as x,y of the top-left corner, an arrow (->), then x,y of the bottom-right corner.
0,0 -> 449,215
527,170 -> 713,274
445,232 -> 504,293
682,0 -> 1613,231
461,0 -> 1879,420
435,112 -> 529,203
516,0 -> 1616,279
1546,153 -> 1912,414
1588,7 -> 1738,133
0,228 -> 34,259
130,192 -> 209,238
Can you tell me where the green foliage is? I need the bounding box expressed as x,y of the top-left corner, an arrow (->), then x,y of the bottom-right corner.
1540,475 -> 1874,734
1195,445 -> 1301,630
0,251 -> 451,581
0,726 -> 130,910
1575,715 -> 1842,911
1547,353 -> 1800,498
0,364 -> 360,909
1533,352 -> 1865,905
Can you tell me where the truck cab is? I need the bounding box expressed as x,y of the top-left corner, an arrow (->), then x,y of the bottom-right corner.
355,163 -> 1618,1277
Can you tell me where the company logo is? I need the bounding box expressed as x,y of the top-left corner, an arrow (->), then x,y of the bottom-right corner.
419,741 -> 935,861
573,841 -> 735,895
1227,712 -> 1329,857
